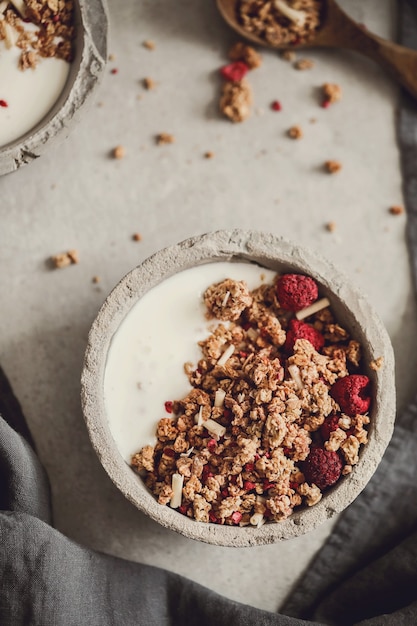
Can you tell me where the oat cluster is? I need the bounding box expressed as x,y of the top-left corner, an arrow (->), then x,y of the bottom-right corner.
237,0 -> 322,47
132,273 -> 372,527
0,0 -> 75,70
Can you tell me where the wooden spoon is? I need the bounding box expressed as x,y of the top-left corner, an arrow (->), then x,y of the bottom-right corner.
217,0 -> 417,100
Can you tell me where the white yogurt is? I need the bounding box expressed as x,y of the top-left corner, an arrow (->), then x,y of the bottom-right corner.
104,262 -> 277,462
0,42 -> 70,147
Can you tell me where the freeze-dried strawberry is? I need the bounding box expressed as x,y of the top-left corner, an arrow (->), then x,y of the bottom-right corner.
220,61 -> 249,82
303,447 -> 343,490
330,375 -> 371,417
320,414 -> 341,441
276,274 -> 319,311
284,319 -> 324,352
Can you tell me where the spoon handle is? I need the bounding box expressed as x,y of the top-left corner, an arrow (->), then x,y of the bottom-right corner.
324,2 -> 417,100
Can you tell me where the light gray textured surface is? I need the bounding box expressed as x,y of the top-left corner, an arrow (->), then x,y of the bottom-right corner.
0,0 -> 413,612
81,230 -> 395,547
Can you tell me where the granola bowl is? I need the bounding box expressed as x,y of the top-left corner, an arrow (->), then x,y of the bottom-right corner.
81,229 -> 395,547
0,0 -> 108,176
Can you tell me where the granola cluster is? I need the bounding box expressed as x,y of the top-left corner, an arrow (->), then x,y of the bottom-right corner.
132,272 -> 373,527
236,0 -> 323,47
0,0 -> 75,71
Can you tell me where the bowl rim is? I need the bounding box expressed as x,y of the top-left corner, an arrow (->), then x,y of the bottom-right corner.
0,0 -> 108,175
81,229 -> 396,547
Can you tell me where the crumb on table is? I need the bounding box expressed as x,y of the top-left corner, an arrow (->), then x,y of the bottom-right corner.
369,357 -> 384,371
112,145 -> 125,159
325,222 -> 336,233
143,40 -> 155,50
389,205 -> 404,215
288,125 -> 303,139
294,58 -> 314,70
229,41 -> 262,69
51,249 -> 79,269
156,133 -> 175,145
132,233 -> 142,242
219,79 -> 252,123
143,77 -> 155,90
325,160 -> 342,174
204,151 -> 214,159
281,49 -> 296,62
322,83 -> 342,104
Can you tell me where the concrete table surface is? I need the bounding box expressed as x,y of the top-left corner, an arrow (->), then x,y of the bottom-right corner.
0,0 -> 415,613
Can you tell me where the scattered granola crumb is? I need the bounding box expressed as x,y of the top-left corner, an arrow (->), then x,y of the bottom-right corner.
51,249 -> 79,269
108,53 -> 115,62
229,41 -> 262,69
143,77 -> 155,90
322,83 -> 342,106
18,50 -> 38,71
112,145 -> 125,159
92,276 -> 100,284
281,49 -> 296,62
325,160 -> 342,174
220,79 -> 252,123
143,40 -> 155,50
325,222 -> 336,233
369,356 -> 384,371
156,132 -> 175,145
288,125 -> 303,139
310,118 -> 317,124
132,233 -> 142,242
204,151 -> 214,159
294,58 -> 314,70
389,205 -> 404,215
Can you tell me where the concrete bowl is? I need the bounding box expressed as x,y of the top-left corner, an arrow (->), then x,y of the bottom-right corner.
0,0 -> 108,176
81,230 -> 396,547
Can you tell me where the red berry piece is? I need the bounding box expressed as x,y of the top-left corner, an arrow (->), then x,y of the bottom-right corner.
303,447 -> 343,490
0,99 -> 8,108
271,100 -> 282,111
207,438 -> 217,452
220,61 -> 249,82
231,511 -> 243,525
243,481 -> 256,491
164,400 -> 173,413
320,414 -> 341,441
284,318 -> 324,352
330,375 -> 371,417
276,274 -> 319,311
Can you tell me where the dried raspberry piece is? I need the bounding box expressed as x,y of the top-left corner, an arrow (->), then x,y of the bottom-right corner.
271,100 -> 282,111
320,414 -> 340,441
220,61 -> 249,82
244,480 -> 256,491
284,319 -> 324,352
276,274 -> 319,311
164,401 -> 173,413
0,100 -> 8,108
303,447 -> 343,490
330,375 -> 371,417
207,438 -> 217,452
231,511 -> 243,524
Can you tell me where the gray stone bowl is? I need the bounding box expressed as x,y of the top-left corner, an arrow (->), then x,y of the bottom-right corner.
81,230 -> 396,547
0,0 -> 108,176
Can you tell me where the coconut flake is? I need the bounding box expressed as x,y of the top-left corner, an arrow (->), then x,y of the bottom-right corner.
237,392 -> 245,403
217,344 -> 235,367
10,0 -> 27,18
288,364 -> 304,390
195,405 -> 204,426
180,446 -> 194,458
295,297 -> 330,321
170,473 -> 184,509
246,327 -> 258,342
214,389 -> 226,408
204,418 -> 226,438
4,21 -> 18,48
250,512 -> 265,528
274,0 -> 307,27
221,291 -> 231,307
